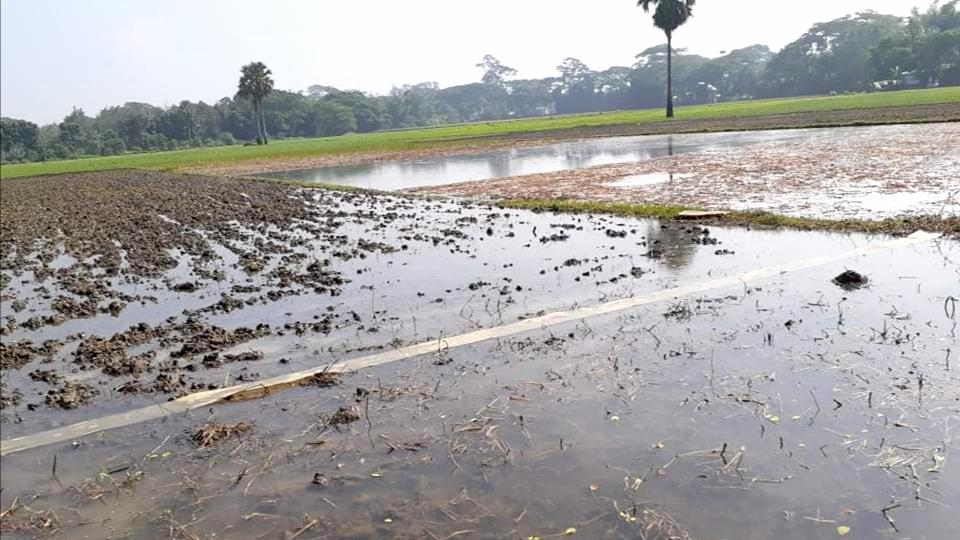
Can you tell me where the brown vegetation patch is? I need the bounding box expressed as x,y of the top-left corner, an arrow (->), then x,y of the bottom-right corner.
191,421 -> 252,448
45,382 -> 98,410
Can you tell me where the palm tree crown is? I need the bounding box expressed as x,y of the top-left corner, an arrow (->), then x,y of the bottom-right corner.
237,62 -> 274,101
237,61 -> 274,144
638,0 -> 695,38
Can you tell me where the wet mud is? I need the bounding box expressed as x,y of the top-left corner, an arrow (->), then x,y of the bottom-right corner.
1,169 -> 957,539
414,123 -> 960,222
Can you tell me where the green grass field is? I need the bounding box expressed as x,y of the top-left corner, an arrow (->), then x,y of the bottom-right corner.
2,87 -> 958,179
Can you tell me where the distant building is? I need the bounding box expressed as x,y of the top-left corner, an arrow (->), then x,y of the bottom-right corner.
871,71 -> 926,91
682,82 -> 719,105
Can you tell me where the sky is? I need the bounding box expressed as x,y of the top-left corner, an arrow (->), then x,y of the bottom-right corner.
1,0 -> 917,124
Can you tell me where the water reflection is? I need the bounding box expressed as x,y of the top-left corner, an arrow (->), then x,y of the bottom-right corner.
646,223 -> 698,270
263,129 -> 814,190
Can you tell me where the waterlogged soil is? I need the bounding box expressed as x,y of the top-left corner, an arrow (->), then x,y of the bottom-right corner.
1,169 -> 805,430
187,102 -> 960,177
1,170 -> 958,539
0,237 -> 957,539
415,122 -> 960,222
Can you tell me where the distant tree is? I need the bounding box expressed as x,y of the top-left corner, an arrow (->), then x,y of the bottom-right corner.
871,1 -> 960,86
118,111 -> 153,151
476,54 -> 518,88
306,84 -> 339,98
763,12 -> 904,96
506,78 -> 555,116
0,118 -> 39,161
555,58 -> 598,113
308,101 -> 357,136
99,131 -> 126,156
157,101 -> 195,141
236,61 -> 274,144
636,0 -> 696,117
322,90 -> 388,132
385,83 -> 441,127
261,90 -> 311,138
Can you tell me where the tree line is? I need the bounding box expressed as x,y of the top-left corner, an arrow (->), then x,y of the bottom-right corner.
2,1 -> 957,163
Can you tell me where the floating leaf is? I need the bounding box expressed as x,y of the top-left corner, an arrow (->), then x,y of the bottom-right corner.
589,483 -> 599,492
837,525 -> 850,536
765,414 -> 781,424
562,527 -> 577,536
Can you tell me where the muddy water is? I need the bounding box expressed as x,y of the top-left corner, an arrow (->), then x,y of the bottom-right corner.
261,129 -> 815,190
2,176 -> 958,539
0,193 -> 904,439
1,232 -> 957,539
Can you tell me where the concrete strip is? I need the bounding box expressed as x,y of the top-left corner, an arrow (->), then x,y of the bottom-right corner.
0,231 -> 940,456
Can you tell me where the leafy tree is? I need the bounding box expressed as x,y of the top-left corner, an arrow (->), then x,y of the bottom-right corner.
476,54 -> 517,88
157,101 -> 195,141
189,101 -> 223,141
386,83 -> 441,127
506,78 -> 556,116
595,67 -> 633,109
555,58 -> 597,113
99,131 -> 126,156
763,12 -> 903,96
236,61 -> 275,144
56,107 -> 99,155
678,45 -> 770,101
308,101 -> 357,136
322,90 -> 387,132
637,0 -> 696,117
0,117 -> 39,161
872,1 -> 960,86
118,111 -> 153,151
629,46 -> 707,107
262,90 -> 311,138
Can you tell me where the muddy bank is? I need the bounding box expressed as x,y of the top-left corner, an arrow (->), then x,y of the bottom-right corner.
186,103 -> 960,177
413,122 -> 960,226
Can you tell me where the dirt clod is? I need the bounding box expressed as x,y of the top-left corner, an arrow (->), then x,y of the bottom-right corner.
45,382 -> 98,410
832,270 -> 869,290
191,421 -> 252,448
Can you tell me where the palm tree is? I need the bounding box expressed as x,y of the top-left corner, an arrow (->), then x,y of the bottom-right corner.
637,1 -> 695,118
237,61 -> 274,144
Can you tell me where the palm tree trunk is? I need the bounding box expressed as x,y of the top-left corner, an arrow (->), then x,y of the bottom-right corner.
259,99 -> 269,145
254,101 -> 264,143
666,32 -> 674,119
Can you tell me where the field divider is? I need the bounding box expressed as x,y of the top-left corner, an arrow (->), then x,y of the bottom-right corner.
0,230 -> 940,456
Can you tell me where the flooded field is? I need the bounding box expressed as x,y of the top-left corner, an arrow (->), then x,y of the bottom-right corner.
416,122 -> 960,220
260,129 -> 810,191
1,171 -> 958,539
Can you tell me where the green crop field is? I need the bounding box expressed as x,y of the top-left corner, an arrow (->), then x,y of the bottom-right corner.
2,87 -> 957,179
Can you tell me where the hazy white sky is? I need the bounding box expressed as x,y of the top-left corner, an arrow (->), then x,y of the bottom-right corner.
1,0 -> 917,124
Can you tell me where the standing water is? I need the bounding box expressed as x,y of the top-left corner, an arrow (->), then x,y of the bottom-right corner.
262,128 -> 816,190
